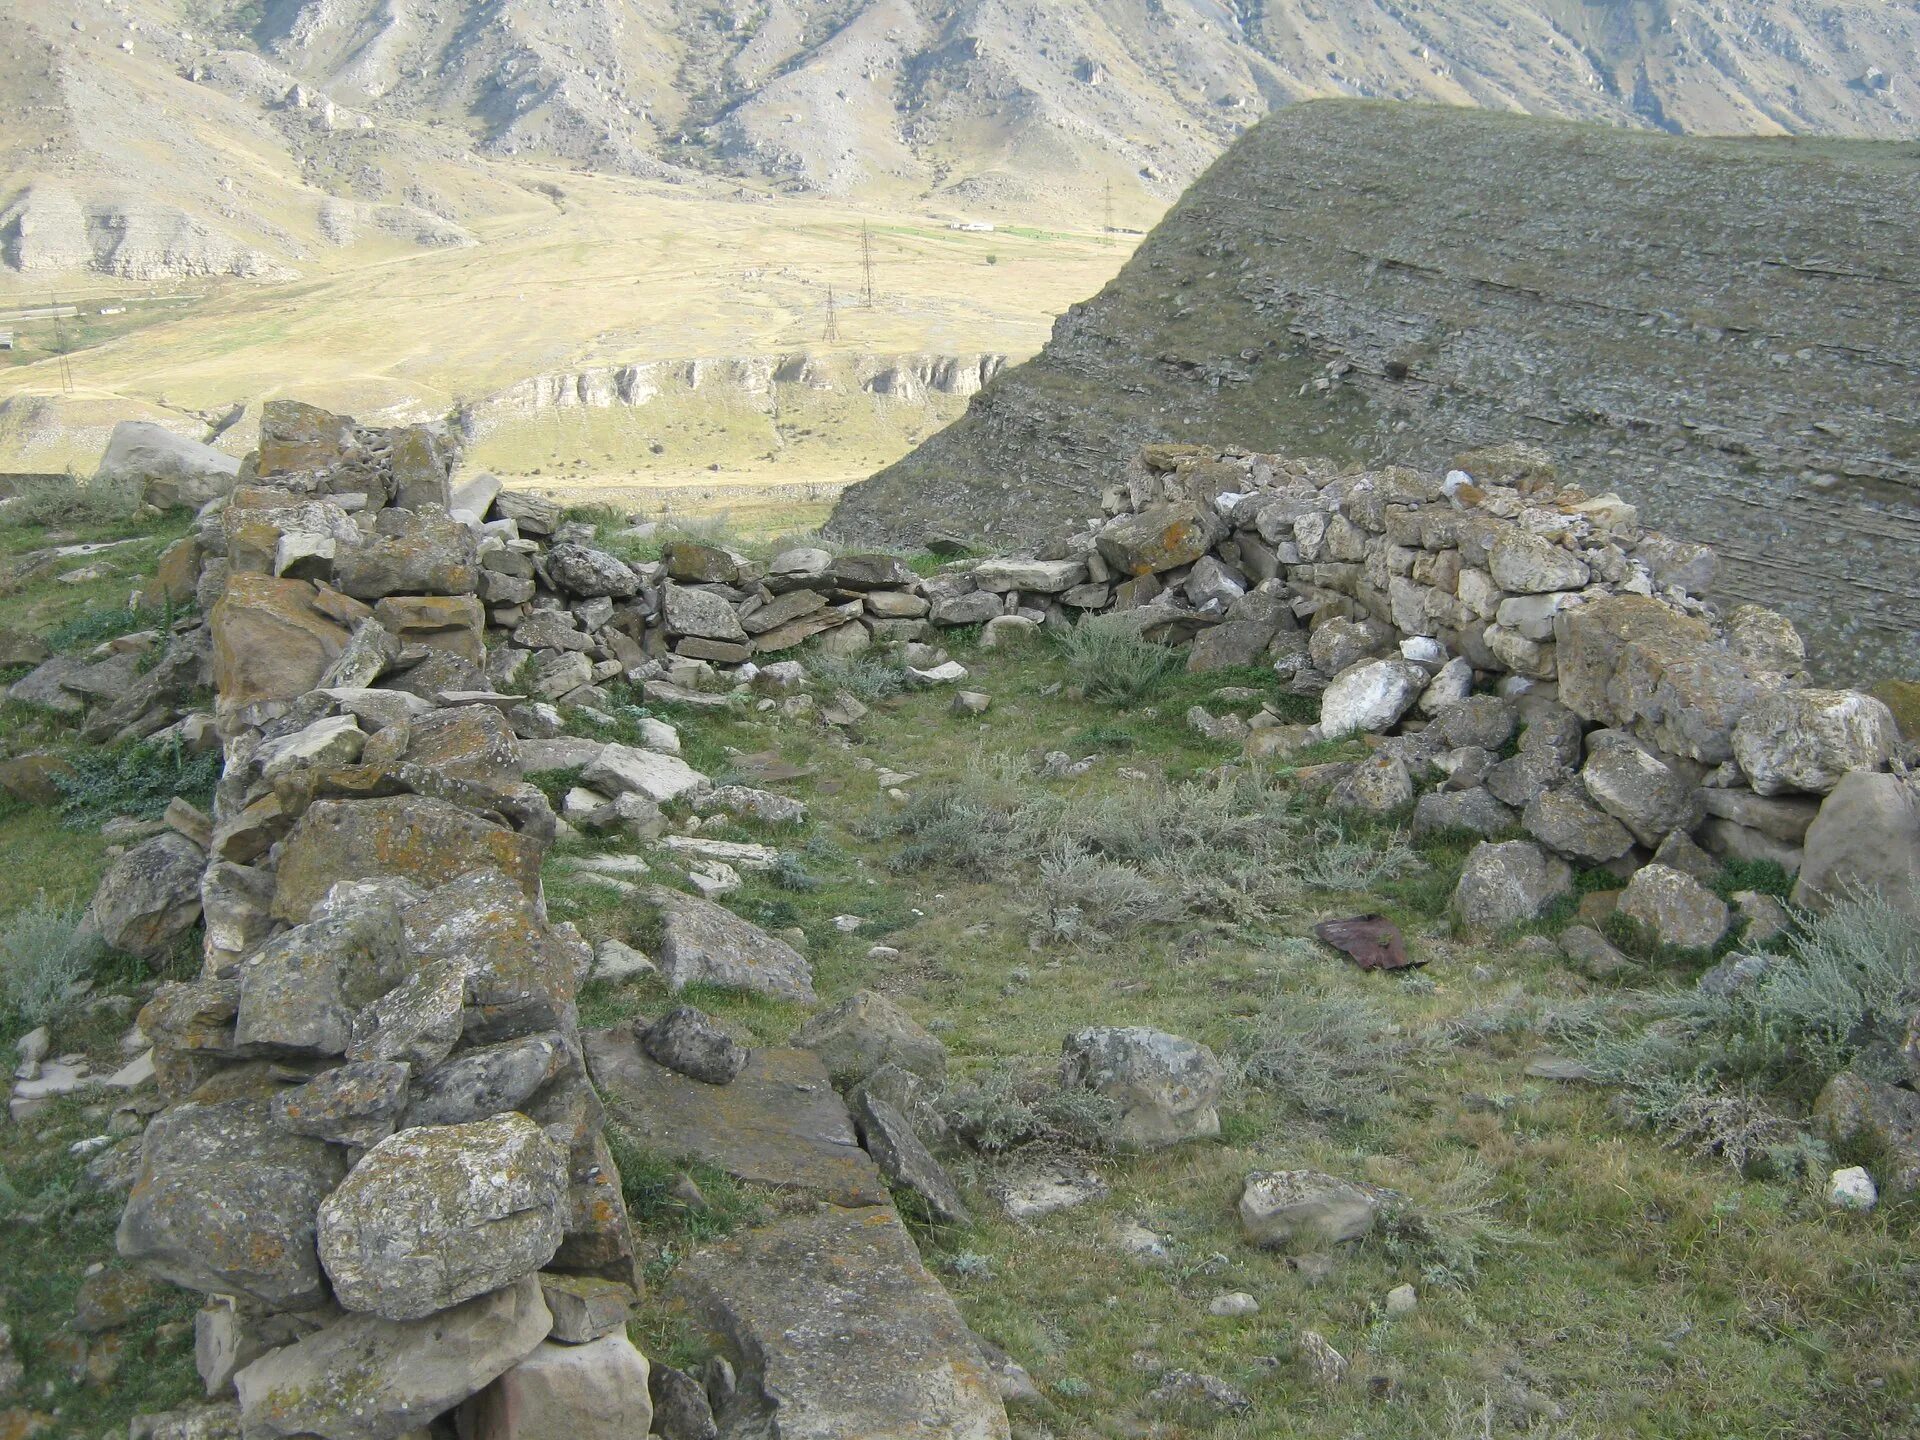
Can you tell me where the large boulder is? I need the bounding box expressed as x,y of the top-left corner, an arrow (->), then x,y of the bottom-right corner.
211,575 -> 351,718
1616,864 -> 1729,950
1555,594 -> 1771,764
1318,659 -> 1428,738
95,421 -> 240,510
402,870 -> 580,1040
235,1274 -> 552,1440
1522,788 -> 1633,864
331,508 -> 477,600
648,888 -> 815,1002
582,744 -> 710,805
1814,1072 -> 1920,1195
234,901 -> 409,1056
404,1033 -> 569,1127
85,832 -> 206,961
460,1333 -> 652,1440
1059,1026 -> 1226,1151
1487,531 -> 1590,593
116,1096 -> 347,1310
547,545 -> 641,599
673,1206 -> 1009,1440
1096,504 -> 1218,577
271,798 -> 543,923
1731,690 -> 1900,797
1451,840 -> 1572,930
317,1114 -> 569,1320
1794,772 -> 1920,923
790,990 -> 946,1089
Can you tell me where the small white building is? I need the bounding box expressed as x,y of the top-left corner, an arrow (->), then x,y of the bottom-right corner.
0,332 -> 15,351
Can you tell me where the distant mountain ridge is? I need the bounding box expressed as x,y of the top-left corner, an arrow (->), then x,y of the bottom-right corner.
3,0 -> 1917,280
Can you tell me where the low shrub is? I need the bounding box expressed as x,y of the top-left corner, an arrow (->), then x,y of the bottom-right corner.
0,896 -> 104,1029
46,603 -> 176,654
942,1060 -> 1122,1154
54,739 -> 221,830
6,470 -> 144,528
1235,983 -> 1434,1128
1055,614 -> 1182,705
807,651 -> 912,703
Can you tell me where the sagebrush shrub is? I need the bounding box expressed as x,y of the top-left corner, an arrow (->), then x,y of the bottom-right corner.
0,896 -> 103,1027
55,739 -> 221,829
7,469 -> 144,527
1056,614 -> 1182,704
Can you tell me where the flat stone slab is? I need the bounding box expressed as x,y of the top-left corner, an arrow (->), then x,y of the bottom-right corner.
675,1206 -> 1009,1440
584,1031 -> 886,1207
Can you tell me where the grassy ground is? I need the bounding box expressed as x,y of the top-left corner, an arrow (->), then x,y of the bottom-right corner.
2,519 -> 1915,1438
548,628 -> 1920,1440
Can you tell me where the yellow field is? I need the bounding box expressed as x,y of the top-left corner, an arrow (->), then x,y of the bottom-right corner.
0,167 -> 1141,499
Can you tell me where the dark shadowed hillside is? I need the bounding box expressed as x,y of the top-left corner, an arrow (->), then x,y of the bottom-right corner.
830,101 -> 1920,682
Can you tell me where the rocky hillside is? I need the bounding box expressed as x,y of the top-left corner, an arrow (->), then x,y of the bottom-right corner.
831,101 -> 1920,685
5,0 -> 1918,279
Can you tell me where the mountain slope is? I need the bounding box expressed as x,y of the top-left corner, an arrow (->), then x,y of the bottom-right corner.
828,101 -> 1920,685
4,0 -> 1918,281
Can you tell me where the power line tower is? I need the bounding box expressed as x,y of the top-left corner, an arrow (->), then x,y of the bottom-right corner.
860,222 -> 876,307
822,285 -> 841,342
50,292 -> 73,395
1101,179 -> 1114,247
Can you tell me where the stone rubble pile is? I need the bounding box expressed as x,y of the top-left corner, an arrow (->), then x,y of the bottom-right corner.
5,402 -> 1033,1440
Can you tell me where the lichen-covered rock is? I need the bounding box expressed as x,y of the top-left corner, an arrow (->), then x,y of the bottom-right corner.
234,1274 -> 552,1440
538,1274 -> 634,1344
348,958 -> 467,1069
1616,864 -> 1729,950
546,544 -> 641,599
1580,733 -> 1703,847
210,575 -> 351,718
317,1114 -> 569,1320
1096,504 -> 1219,577
790,990 -> 946,1089
1411,788 -> 1517,839
649,887 -> 815,1002
332,508 -> 477,600
1327,753 -> 1414,814
372,595 -> 486,664
404,1033 -> 570,1127
662,585 -> 747,642
641,1008 -> 748,1086
1731,689 -> 1899,796
96,421 -> 241,511
84,832 -> 206,962
271,1061 -> 411,1147
1813,1071 -> 1920,1195
582,743 -> 709,805
117,1096 -> 346,1310
1488,531 -> 1590,593
1059,1026 -> 1225,1151
235,900 -> 409,1056
1451,840 -> 1572,930
1523,787 -> 1634,864
1237,1170 -> 1378,1250
459,1332 -> 652,1440
853,1091 -> 969,1226
271,798 -> 543,923
403,870 -> 579,1040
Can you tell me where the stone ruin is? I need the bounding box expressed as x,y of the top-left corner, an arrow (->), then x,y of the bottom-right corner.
13,402 -> 1917,1438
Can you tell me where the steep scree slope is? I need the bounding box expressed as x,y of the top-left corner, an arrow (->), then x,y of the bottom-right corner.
829,101 -> 1920,684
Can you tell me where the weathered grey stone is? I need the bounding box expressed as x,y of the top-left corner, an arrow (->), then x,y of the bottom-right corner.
84,832 -> 206,962
235,901 -> 409,1056
348,957 -> 467,1069
1814,1071 -> 1920,1195
1308,616 -> 1393,676
1184,619 -> 1276,673
1617,864 -> 1729,950
317,1114 -> 569,1320
194,1298 -> 325,1400
648,1365 -> 720,1440
1523,787 -> 1634,864
582,743 -> 709,804
1435,695 -> 1519,751
586,1030 -> 886,1207
235,1274 -> 552,1440
1732,689 -> 1899,796
1328,753 -> 1414,814
117,1096 -> 347,1310
1060,1026 -> 1225,1151
674,1206 -> 1009,1440
537,1274 -> 634,1344
663,540 -> 742,584
402,869 -> 579,1041
333,509 -> 477,600
790,990 -> 946,1089
1411,788 -> 1518,839
853,1091 -> 969,1226
1488,530 -> 1589,593
1238,1170 -> 1379,1250
272,797 -> 543,923
1581,733 -> 1703,846
930,591 -> 1003,626
642,1007 -> 748,1085
829,554 -> 918,590
1096,504 -> 1218,577
272,1061 -> 410,1147
1451,840 -> 1572,930
1319,658 -> 1427,738
971,558 -> 1085,594
546,544 -> 640,599
405,1032 -> 569,1127
649,887 -> 815,1002
1698,788 -> 1820,845
1794,772 -> 1920,923
1560,924 -> 1634,978
663,584 -> 748,642
97,421 -> 241,510
459,1332 -> 652,1440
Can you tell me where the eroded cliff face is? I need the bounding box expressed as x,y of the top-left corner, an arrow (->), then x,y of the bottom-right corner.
831,102 -> 1920,683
